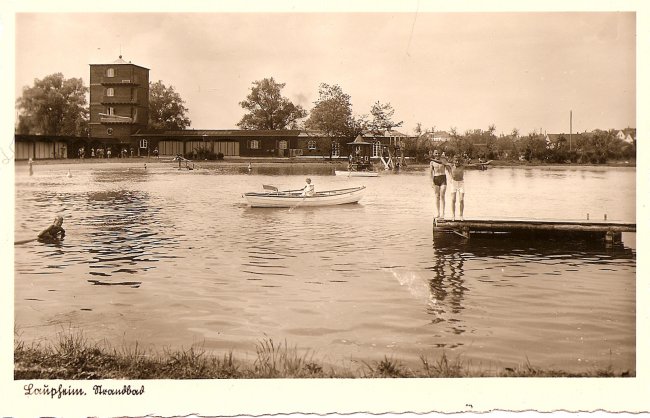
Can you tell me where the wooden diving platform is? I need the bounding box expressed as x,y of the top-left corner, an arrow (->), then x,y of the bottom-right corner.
433,217 -> 636,244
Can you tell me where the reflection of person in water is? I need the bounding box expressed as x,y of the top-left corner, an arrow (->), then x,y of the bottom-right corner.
428,240 -> 466,331
38,215 -> 66,243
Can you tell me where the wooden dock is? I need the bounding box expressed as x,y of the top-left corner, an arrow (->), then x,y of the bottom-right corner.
433,217 -> 636,244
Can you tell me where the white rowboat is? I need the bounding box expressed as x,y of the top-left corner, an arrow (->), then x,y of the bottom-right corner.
334,170 -> 379,177
244,186 -> 366,208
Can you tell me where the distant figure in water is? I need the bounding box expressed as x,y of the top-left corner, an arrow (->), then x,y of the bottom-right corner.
38,215 -> 66,243
66,169 -> 72,178
144,163 -> 147,170
248,162 -> 252,171
28,158 -> 33,176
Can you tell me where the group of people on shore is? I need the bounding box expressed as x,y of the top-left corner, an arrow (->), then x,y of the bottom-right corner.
430,150 -> 467,221
75,147 -> 159,159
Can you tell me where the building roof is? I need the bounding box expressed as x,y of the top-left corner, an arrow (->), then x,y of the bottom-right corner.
89,55 -> 150,70
132,129 -> 302,137
347,134 -> 373,145
384,129 -> 408,137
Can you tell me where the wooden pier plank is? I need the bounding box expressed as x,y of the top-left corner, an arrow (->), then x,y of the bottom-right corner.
434,218 -> 636,233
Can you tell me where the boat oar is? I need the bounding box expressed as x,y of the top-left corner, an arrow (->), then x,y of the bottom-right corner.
288,195 -> 307,212
14,238 -> 37,245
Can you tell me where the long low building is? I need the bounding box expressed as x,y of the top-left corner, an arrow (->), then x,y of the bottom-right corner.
14,129 -> 411,161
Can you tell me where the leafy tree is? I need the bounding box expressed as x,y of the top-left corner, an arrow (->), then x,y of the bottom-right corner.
348,114 -> 369,137
148,80 -> 191,130
16,73 -> 88,136
510,128 -> 519,139
368,101 -> 403,134
237,77 -> 307,130
517,133 -> 548,162
581,130 -> 618,164
305,83 -> 356,137
495,134 -> 516,160
413,122 -> 422,136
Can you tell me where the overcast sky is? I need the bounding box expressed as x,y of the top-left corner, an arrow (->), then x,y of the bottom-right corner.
13,10 -> 637,136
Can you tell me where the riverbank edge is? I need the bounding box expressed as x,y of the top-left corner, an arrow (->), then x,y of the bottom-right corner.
14,331 -> 630,379
14,157 -> 636,169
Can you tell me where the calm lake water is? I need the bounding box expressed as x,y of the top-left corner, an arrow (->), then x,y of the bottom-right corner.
14,162 -> 636,374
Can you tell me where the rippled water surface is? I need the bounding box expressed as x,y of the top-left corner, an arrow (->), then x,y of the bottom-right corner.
14,162 -> 636,373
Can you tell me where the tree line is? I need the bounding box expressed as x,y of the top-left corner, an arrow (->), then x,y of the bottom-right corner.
15,73 -> 635,164
402,126 -> 636,164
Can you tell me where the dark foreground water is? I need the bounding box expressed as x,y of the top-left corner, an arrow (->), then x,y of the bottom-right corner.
14,162 -> 636,374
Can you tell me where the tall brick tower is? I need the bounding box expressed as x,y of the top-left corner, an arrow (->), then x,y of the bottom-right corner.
89,56 -> 149,150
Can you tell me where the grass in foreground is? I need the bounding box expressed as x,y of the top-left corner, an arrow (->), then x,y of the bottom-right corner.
14,331 -> 632,379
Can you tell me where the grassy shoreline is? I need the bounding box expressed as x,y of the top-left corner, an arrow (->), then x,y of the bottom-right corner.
14,331 -> 631,379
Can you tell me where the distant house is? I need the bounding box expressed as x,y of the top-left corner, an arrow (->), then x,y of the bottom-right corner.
432,131 -> 452,142
617,128 -> 636,144
417,130 -> 451,144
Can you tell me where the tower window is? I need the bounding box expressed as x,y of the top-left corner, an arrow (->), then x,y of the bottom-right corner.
107,107 -> 115,115
249,140 -> 259,149
106,68 -> 115,77
107,128 -> 113,135
106,88 -> 114,97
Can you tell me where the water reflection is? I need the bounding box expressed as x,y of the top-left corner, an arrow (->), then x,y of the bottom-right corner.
78,189 -> 177,286
427,232 -> 635,339
432,232 -> 636,260
91,168 -> 151,183
250,165 -> 340,176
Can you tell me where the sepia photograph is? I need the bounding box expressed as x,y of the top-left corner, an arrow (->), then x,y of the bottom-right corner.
2,1 -> 648,416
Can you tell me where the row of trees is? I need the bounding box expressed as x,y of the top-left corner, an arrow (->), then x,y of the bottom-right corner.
15,74 -> 191,136
236,77 -> 403,137
401,127 -> 636,164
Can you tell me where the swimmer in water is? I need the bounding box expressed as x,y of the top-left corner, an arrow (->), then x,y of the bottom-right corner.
38,215 -> 66,243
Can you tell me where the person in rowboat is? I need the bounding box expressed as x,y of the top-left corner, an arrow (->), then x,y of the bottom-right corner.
301,178 -> 315,197
430,150 -> 448,219
38,215 -> 66,243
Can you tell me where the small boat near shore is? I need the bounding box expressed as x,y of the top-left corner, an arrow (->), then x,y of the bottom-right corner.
244,186 -> 366,208
334,170 -> 379,177
465,160 -> 493,170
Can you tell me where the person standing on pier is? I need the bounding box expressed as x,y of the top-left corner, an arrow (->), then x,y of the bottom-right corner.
430,150 -> 448,219
447,155 -> 467,221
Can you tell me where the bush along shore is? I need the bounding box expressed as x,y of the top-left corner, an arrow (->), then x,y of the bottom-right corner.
14,331 -> 632,379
